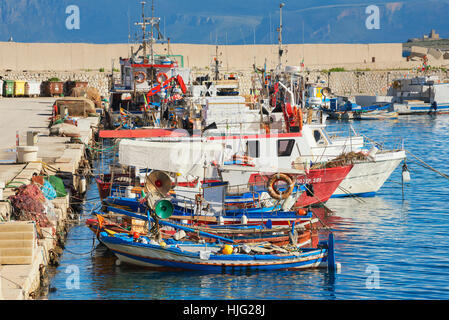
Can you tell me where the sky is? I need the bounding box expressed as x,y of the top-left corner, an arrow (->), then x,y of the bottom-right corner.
0,0 -> 448,44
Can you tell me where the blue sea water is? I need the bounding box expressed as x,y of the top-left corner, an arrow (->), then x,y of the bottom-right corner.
47,115 -> 449,300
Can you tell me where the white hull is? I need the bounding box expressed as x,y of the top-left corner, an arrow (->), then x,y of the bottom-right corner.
332,150 -> 405,196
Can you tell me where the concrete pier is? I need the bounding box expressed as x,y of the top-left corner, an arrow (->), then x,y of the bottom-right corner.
0,97 -> 99,299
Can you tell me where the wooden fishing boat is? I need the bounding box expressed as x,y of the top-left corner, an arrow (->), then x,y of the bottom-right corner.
87,216 -> 319,247
356,110 -> 398,120
99,231 -> 337,272
101,195 -> 322,227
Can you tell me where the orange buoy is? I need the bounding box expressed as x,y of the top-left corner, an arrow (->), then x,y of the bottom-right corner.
132,232 -> 141,239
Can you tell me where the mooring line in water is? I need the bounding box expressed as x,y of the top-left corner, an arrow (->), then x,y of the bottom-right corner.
405,150 -> 449,181
40,228 -> 99,255
336,185 -> 366,204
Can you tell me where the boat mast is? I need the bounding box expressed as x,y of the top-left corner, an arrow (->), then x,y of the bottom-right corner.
150,0 -> 155,64
214,45 -> 220,81
277,3 -> 285,72
134,0 -> 160,64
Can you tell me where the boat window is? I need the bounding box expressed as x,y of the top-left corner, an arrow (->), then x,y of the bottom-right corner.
313,130 -> 326,144
277,139 -> 295,157
247,141 -> 259,158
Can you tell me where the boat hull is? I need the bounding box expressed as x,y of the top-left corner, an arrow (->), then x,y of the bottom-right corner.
332,150 -> 405,197
101,234 -> 329,272
248,165 -> 353,207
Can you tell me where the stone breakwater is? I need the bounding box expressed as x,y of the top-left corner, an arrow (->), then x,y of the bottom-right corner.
229,69 -> 449,97
1,69 -> 448,99
0,71 -> 111,97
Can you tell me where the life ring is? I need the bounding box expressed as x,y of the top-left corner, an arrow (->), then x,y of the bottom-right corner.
156,72 -> 168,85
176,74 -> 187,94
134,71 -> 146,84
266,173 -> 294,200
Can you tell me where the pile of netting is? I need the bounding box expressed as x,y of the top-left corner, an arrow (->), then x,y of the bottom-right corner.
8,184 -> 53,228
311,151 -> 370,169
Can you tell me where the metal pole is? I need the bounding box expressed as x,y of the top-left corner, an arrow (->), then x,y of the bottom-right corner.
278,3 -> 285,70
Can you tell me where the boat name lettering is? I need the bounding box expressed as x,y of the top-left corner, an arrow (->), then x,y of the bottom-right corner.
296,178 -> 322,184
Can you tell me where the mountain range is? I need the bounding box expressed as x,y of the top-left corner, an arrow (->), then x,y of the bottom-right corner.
0,0 -> 448,44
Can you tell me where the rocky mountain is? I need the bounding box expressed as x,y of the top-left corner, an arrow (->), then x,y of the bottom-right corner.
0,0 -> 448,44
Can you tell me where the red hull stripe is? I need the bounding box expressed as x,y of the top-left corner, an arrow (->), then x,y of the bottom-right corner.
99,129 -> 188,138
207,132 -> 301,141
131,64 -> 175,68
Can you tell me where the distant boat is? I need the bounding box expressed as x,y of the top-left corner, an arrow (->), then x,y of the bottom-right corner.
357,109 -> 399,120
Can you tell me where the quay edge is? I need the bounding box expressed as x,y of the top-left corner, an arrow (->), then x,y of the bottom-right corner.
0,98 -> 99,300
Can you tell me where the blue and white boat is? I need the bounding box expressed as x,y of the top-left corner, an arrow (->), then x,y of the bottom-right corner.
358,76 -> 449,115
99,231 -> 337,272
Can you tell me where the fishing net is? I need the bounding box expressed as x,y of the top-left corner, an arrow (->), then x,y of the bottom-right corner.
8,184 -> 53,228
311,151 -> 370,169
69,87 -> 101,108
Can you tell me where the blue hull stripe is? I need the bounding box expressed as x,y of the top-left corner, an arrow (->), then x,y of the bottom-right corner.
111,248 -> 327,272
331,191 -> 376,198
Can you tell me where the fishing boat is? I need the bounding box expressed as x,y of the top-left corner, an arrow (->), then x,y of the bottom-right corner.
95,169 -> 335,273
99,230 -> 336,272
354,76 -> 449,115
86,212 -> 320,248
357,109 -> 399,120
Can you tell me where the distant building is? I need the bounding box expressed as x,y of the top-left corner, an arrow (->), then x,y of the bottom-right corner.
408,29 -> 441,42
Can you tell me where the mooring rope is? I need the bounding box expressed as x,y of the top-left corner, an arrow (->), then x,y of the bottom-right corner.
405,150 -> 449,181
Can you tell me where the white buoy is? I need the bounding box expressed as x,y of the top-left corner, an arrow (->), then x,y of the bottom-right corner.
402,170 -> 411,183
336,262 -> 342,274
78,176 -> 86,194
125,186 -> 135,198
241,214 -> 248,225
115,259 -> 121,266
218,215 -> 224,226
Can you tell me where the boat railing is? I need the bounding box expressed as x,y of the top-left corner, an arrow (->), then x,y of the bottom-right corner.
362,135 -> 405,152
110,184 -> 144,199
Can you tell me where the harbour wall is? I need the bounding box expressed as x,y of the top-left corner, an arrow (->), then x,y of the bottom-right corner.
2,68 -> 448,99
213,69 -> 449,97
0,41 -> 423,72
1,41 -> 448,98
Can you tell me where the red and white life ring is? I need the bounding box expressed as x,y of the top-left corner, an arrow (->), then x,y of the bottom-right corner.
134,71 -> 146,84
156,72 -> 168,85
